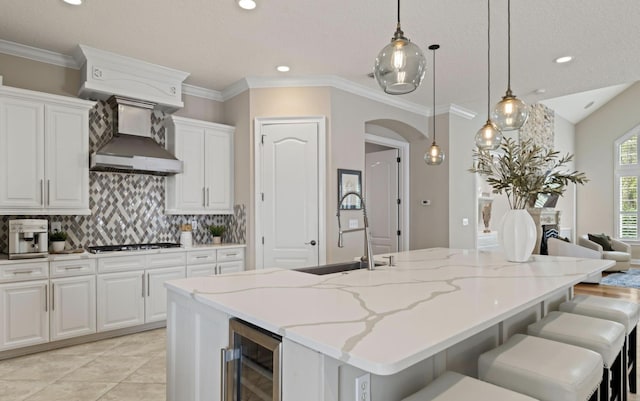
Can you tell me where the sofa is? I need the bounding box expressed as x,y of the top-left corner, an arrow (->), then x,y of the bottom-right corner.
578,234 -> 631,272
547,238 -> 603,283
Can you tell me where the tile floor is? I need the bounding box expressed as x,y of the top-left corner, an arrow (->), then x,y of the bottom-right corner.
0,329 -> 166,401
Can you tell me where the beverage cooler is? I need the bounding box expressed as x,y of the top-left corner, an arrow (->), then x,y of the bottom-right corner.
222,319 -> 282,401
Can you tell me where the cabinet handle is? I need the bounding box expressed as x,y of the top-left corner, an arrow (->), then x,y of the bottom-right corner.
207,187 -> 210,207
52,283 -> 55,311
47,180 -> 50,206
147,273 -> 150,297
141,272 -> 145,298
40,179 -> 44,206
221,348 -> 228,401
225,253 -> 238,257
44,284 -> 48,312
203,187 -> 206,207
13,270 -> 34,275
64,266 -> 84,270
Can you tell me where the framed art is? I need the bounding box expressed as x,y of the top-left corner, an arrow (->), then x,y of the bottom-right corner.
338,169 -> 362,210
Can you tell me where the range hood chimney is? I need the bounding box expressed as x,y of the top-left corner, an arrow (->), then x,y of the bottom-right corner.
90,96 -> 183,175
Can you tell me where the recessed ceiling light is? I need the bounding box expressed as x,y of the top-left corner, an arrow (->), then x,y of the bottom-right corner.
276,65 -> 290,72
237,0 -> 256,10
534,88 -> 547,95
63,0 -> 82,5
554,56 -> 573,64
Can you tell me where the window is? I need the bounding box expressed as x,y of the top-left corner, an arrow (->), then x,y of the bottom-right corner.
616,131 -> 640,239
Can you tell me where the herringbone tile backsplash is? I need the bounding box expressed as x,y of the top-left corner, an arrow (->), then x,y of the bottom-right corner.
0,101 -> 245,251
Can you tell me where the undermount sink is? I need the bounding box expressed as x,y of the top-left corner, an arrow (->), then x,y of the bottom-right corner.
293,260 -> 385,275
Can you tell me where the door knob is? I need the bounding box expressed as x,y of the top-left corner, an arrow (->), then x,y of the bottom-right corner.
305,240 -> 317,246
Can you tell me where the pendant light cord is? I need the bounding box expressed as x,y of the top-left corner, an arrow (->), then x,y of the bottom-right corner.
432,46 -> 437,144
507,0 -> 511,91
487,0 -> 491,118
397,0 -> 401,28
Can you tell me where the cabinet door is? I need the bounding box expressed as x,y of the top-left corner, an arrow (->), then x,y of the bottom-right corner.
97,271 -> 144,332
186,264 -> 216,277
45,105 -> 89,212
218,260 -> 244,275
145,266 -> 185,323
0,97 -> 45,209
176,125 -> 206,211
0,280 -> 48,351
50,275 -> 96,341
204,128 -> 233,212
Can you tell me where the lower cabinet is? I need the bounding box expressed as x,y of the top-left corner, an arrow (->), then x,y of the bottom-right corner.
50,275 -> 96,341
218,260 -> 243,274
186,264 -> 216,278
97,266 -> 186,331
0,280 -> 49,351
97,271 -> 145,332
145,266 -> 185,323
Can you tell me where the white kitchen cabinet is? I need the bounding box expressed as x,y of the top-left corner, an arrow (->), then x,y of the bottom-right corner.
0,280 -> 49,351
186,247 -> 245,277
218,260 -> 243,274
165,116 -> 234,214
186,264 -> 216,277
97,271 -> 145,332
50,275 -> 96,341
0,86 -> 94,215
145,266 -> 185,323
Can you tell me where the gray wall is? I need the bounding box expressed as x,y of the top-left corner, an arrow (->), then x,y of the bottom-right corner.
576,82 -> 640,236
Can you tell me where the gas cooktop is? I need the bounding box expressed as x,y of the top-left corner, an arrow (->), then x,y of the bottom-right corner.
87,243 -> 181,254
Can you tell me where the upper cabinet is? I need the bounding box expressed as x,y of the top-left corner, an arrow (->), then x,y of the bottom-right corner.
165,116 -> 235,215
0,86 -> 94,215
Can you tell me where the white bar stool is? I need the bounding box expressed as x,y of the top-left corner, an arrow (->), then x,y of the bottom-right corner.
527,311 -> 625,401
478,334 -> 602,401
401,371 -> 538,401
559,295 -> 639,399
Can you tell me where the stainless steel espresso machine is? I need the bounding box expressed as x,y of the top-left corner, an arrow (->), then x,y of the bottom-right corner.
7,219 -> 48,259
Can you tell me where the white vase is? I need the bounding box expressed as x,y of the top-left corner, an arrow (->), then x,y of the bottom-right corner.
498,209 -> 537,262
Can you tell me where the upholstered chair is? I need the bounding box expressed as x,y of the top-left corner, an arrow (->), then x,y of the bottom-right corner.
579,234 -> 631,272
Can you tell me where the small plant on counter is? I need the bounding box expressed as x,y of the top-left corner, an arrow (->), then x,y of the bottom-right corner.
209,225 -> 226,244
49,231 -> 68,242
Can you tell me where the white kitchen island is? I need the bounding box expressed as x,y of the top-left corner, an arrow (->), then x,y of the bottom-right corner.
165,248 -> 614,401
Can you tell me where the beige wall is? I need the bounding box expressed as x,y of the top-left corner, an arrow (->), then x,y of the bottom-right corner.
0,53 -> 80,96
576,82 -> 640,237
174,94 -> 224,122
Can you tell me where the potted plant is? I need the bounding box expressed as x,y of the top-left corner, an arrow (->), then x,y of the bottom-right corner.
49,230 -> 68,253
209,225 -> 226,245
470,137 -> 588,261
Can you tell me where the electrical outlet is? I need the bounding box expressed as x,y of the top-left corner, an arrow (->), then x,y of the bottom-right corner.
355,373 -> 371,401
191,220 -> 198,231
462,218 -> 469,226
51,222 -> 62,233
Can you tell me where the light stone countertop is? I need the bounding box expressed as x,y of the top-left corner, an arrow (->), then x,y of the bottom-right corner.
0,243 -> 246,265
165,247 -> 614,375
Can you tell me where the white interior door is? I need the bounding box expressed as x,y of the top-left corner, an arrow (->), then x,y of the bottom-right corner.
365,149 -> 399,254
260,122 -> 319,269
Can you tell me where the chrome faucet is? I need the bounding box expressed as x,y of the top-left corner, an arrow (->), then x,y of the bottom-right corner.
337,191 -> 375,270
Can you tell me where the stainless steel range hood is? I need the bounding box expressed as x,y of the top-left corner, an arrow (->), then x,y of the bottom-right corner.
90,96 -> 183,175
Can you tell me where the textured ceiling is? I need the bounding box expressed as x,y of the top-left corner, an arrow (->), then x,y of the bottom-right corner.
1,0 -> 639,115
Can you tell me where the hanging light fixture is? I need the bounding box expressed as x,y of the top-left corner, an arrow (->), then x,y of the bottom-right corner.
475,0 -> 503,150
425,44 -> 444,166
491,0 -> 528,131
374,0 -> 426,95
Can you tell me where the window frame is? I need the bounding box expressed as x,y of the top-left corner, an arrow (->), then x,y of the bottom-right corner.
615,130 -> 640,240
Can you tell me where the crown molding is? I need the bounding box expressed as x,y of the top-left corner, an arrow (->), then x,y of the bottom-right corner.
448,104 -> 477,120
182,84 -> 223,102
0,39 -> 78,69
0,40 -> 476,117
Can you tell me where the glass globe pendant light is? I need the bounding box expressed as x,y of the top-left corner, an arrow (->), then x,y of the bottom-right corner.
475,0 -> 503,150
374,0 -> 426,95
425,44 -> 444,166
491,0 -> 528,131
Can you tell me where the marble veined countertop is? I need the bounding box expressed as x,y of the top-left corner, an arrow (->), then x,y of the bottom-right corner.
165,248 -> 614,375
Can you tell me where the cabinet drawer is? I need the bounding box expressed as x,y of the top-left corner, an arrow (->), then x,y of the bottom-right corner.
147,252 -> 186,269
217,248 -> 244,263
186,264 -> 216,277
187,250 -> 217,265
98,255 -> 146,273
0,261 -> 49,283
50,259 -> 96,277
